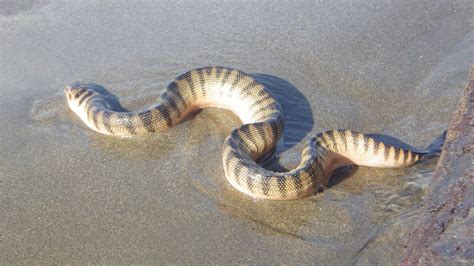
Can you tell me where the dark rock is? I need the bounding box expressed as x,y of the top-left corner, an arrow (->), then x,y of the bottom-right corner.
402,66 -> 474,265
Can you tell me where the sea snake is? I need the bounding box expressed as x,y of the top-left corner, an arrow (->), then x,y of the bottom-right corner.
65,66 -> 443,200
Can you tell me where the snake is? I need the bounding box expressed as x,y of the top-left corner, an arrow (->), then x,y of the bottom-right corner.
65,66 -> 443,200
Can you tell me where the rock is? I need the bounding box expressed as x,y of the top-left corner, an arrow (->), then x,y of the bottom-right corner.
401,66 -> 474,265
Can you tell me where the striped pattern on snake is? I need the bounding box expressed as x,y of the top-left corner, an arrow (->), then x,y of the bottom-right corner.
65,66 -> 443,200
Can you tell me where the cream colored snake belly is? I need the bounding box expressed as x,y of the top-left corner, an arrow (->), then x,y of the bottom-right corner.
65,66 -> 442,200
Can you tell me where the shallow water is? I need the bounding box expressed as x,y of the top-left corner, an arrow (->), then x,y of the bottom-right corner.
1,1 -> 472,264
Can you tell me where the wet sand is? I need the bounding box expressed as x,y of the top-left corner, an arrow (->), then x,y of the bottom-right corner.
1,1 -> 472,264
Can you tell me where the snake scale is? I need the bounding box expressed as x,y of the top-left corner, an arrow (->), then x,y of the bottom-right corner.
65,66 -> 442,200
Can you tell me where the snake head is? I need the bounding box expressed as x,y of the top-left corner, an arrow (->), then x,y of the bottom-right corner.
65,82 -> 124,114
64,82 -> 101,113
65,81 -> 91,100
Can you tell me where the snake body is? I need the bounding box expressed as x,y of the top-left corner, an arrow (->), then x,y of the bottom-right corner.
65,66 -> 437,200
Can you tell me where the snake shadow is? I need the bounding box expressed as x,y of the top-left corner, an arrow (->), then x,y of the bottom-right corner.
253,74 -> 359,190
74,82 -> 130,112
251,73 -> 349,187
252,73 -> 314,154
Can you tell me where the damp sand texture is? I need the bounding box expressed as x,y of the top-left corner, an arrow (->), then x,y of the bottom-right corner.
1,1 -> 473,264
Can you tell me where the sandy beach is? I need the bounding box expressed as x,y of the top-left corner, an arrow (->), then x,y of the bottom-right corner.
1,1 -> 472,264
